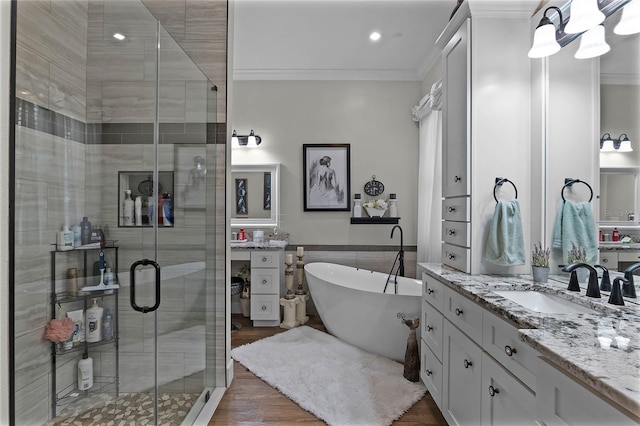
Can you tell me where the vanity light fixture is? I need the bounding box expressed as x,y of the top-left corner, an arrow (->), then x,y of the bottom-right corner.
600,133 -> 634,151
574,24 -> 610,58
528,6 -> 564,58
564,0 -> 606,34
232,129 -> 262,148
614,0 -> 640,34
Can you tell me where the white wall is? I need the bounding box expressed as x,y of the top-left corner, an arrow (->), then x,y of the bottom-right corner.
1,1 -> 11,423
231,80 -> 422,246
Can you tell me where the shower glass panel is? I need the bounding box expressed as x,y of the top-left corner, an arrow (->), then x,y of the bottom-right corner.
11,0 -> 218,424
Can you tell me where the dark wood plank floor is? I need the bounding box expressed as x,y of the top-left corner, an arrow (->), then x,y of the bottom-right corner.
209,314 -> 448,425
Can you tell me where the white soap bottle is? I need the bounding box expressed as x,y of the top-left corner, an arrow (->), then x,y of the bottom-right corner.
134,195 -> 142,225
85,299 -> 103,343
78,353 -> 93,390
353,194 -> 362,218
123,190 -> 134,226
389,193 -> 398,217
57,225 -> 74,251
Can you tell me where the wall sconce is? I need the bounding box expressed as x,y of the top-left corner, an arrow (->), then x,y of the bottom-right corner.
600,133 -> 634,151
232,129 -> 262,148
528,7 -> 564,58
564,0 -> 605,34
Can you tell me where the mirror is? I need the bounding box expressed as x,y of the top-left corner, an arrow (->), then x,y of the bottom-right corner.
230,163 -> 280,228
599,9 -> 640,223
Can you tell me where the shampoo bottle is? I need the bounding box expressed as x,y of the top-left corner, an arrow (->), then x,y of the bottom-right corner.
102,308 -> 113,341
135,196 -> 142,226
86,299 -> 103,343
72,224 -> 82,247
162,193 -> 173,226
123,190 -> 134,226
57,225 -> 74,251
78,353 -> 93,390
80,217 -> 92,245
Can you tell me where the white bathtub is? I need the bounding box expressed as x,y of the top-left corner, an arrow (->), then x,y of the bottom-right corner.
304,262 -> 422,361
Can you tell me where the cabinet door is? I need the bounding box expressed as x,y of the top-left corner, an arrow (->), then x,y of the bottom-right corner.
422,298 -> 444,362
442,19 -> 470,198
442,319 -> 482,426
480,352 -> 536,426
421,339 -> 443,410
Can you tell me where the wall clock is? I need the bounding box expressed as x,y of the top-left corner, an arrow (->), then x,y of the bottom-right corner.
364,175 -> 385,196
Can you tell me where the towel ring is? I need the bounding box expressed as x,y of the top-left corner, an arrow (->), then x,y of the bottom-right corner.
561,178 -> 593,202
493,177 -> 518,203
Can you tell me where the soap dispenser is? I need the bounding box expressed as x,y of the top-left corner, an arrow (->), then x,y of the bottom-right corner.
85,299 -> 103,343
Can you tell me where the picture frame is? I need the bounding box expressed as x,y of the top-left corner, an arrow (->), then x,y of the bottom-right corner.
236,178 -> 248,215
303,144 -> 351,211
264,172 -> 271,210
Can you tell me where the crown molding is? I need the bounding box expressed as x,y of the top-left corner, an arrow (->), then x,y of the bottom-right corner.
601,72 -> 640,85
232,68 -> 422,81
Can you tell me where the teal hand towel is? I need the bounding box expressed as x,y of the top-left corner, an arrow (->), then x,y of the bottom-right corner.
485,200 -> 525,266
552,200 -> 598,264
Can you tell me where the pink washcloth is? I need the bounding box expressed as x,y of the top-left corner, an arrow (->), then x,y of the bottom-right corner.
44,318 -> 76,343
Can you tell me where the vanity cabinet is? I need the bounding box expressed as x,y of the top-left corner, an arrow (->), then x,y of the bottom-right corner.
536,357 -> 639,425
250,250 -> 283,327
598,250 -> 619,271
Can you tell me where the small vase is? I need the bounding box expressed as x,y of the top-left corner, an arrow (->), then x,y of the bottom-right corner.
532,266 -> 549,283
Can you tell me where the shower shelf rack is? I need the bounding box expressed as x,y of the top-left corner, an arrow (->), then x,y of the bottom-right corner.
50,244 -> 120,418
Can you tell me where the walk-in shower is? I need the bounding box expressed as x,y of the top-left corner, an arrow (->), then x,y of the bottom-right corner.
10,1 -> 225,424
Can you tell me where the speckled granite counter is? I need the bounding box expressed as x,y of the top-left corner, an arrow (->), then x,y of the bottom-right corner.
418,263 -> 640,418
599,243 -> 640,251
230,240 -> 288,249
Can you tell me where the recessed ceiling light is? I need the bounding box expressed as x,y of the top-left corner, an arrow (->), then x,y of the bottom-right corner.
369,31 -> 381,42
113,33 -> 126,41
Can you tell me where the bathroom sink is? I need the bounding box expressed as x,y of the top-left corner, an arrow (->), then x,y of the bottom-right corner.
493,290 -> 598,314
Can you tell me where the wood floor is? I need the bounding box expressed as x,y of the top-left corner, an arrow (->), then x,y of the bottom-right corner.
209,314 -> 448,425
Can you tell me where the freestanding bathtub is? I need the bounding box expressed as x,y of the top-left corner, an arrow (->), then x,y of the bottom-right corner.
304,262 -> 422,361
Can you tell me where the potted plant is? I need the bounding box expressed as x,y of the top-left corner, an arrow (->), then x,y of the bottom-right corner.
531,242 -> 550,283
362,199 -> 388,217
567,242 -> 588,283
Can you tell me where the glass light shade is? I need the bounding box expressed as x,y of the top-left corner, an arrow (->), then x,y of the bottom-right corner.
247,135 -> 257,146
600,139 -> 615,151
614,0 -> 640,35
575,25 -> 610,59
528,24 -> 561,58
231,131 -> 240,147
618,138 -> 633,152
565,0 -> 605,34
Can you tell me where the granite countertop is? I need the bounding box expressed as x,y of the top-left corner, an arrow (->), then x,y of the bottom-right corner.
230,240 -> 288,249
599,243 -> 640,251
418,263 -> 640,418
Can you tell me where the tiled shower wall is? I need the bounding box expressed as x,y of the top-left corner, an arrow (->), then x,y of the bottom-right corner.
14,0 -> 227,423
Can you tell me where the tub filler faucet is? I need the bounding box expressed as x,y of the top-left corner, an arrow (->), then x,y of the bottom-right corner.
385,225 -> 405,294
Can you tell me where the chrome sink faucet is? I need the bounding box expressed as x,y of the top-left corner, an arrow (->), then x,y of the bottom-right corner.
622,262 -> 639,298
562,263 -> 601,298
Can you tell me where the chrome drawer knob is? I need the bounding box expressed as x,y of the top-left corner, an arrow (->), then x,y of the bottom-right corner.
261,305 -> 267,311
426,325 -> 433,332
427,289 -> 434,295
426,369 -> 433,376
454,175 -> 461,182
455,308 -> 463,316
447,206 -> 456,213
448,254 -> 456,260
603,258 -> 608,263
464,359 -> 472,369
504,345 -> 517,357
262,257 -> 267,262
448,229 -> 456,235
488,386 -> 499,397
262,279 -> 267,284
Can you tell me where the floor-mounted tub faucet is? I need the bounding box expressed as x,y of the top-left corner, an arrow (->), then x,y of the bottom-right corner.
384,225 -> 405,294
562,263 -> 601,298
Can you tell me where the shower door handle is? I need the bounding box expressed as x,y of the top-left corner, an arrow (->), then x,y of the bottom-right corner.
130,259 -> 161,313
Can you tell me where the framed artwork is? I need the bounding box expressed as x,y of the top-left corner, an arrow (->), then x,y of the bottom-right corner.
264,172 -> 271,210
303,144 -> 351,211
235,178 -> 248,215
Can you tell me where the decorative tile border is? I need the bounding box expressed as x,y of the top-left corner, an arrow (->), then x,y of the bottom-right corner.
15,98 -> 225,144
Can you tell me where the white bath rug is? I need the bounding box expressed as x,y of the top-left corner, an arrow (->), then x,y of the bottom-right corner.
230,325 -> 426,426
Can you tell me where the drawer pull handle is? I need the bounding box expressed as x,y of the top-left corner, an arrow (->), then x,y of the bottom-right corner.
447,206 -> 456,213
464,359 -> 472,369
427,288 -> 434,295
426,325 -> 433,332
488,386 -> 499,397
448,253 -> 456,260
455,308 -> 463,316
426,369 -> 432,376
262,257 -> 267,262
261,305 -> 267,311
454,175 -> 461,182
262,279 -> 267,284
448,229 -> 456,236
504,345 -> 517,357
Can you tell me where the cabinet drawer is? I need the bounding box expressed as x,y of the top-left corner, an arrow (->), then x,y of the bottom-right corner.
422,298 -> 444,362
250,295 -> 280,320
251,268 -> 280,294
442,197 -> 470,222
422,273 -> 446,312
444,286 -> 483,345
481,352 -> 536,425
482,310 -> 537,392
442,243 -> 471,273
618,251 -> 640,263
421,340 -> 443,410
442,221 -> 470,247
598,251 -> 619,270
251,251 -> 280,268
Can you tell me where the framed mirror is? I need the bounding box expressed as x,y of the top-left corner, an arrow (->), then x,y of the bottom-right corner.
599,167 -> 639,222
231,163 -> 280,228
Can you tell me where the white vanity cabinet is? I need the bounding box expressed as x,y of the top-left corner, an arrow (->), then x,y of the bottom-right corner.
250,250 -> 282,326
536,358 -> 639,426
